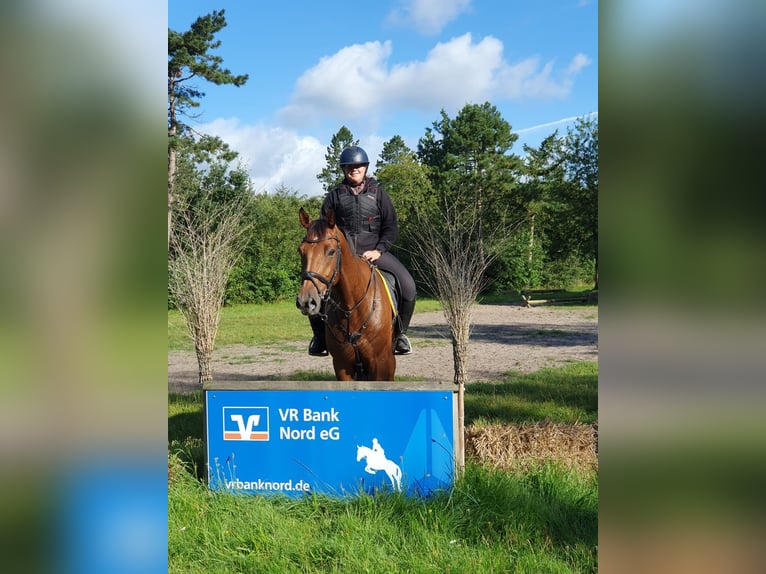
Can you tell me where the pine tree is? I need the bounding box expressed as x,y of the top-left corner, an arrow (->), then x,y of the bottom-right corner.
316,127 -> 357,193
168,9 -> 248,249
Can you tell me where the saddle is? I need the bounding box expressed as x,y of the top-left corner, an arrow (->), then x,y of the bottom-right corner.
375,268 -> 398,319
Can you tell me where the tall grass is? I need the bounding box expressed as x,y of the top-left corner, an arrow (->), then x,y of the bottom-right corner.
169,454 -> 596,573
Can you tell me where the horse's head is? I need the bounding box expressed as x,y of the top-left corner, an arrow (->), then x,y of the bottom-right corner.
296,207 -> 342,316
356,445 -> 366,462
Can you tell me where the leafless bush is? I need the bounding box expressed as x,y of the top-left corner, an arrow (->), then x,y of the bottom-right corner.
168,202 -> 250,383
408,204 -> 515,470
409,204 -> 502,386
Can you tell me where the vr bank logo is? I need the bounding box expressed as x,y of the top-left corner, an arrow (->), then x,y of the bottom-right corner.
223,407 -> 270,441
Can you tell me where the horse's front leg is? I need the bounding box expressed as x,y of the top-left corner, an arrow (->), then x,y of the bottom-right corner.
331,356 -> 354,381
367,356 -> 396,382
364,465 -> 375,475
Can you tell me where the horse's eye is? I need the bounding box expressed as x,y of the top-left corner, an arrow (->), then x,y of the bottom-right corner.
327,249 -> 336,257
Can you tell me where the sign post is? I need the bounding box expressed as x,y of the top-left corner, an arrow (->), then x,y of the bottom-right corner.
204,381 -> 458,497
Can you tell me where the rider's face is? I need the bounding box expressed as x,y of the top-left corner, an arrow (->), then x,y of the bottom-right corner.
343,164 -> 367,185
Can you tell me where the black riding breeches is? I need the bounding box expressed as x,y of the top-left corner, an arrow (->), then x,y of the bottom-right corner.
375,252 -> 416,302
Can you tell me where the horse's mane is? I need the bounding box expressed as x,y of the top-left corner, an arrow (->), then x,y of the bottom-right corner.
310,217 -> 358,255
306,218 -> 330,241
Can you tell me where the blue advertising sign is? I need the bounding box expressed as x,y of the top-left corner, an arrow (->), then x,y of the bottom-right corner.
204,382 -> 456,497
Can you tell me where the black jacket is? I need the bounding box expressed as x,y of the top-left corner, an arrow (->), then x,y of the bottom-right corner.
321,177 -> 398,255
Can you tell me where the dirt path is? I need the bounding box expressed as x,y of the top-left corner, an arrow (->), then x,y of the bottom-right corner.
168,304 -> 598,393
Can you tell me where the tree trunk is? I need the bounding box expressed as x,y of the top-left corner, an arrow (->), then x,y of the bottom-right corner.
594,257 -> 599,290
168,145 -> 176,251
167,85 -> 177,252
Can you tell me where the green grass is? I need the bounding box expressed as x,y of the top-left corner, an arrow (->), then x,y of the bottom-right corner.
169,299 -> 443,352
465,362 -> 598,426
169,455 -> 597,574
168,362 -> 598,573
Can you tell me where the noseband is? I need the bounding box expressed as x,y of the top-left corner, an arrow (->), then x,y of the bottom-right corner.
300,234 -> 341,301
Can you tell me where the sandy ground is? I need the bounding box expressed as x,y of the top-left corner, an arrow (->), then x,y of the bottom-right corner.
168,303 -> 598,393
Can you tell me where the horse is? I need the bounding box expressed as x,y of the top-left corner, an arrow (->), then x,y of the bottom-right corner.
296,207 -> 396,381
356,445 -> 402,492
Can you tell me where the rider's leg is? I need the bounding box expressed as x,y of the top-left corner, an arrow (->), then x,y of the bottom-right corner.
394,298 -> 415,355
308,314 -> 328,356
376,252 -> 417,355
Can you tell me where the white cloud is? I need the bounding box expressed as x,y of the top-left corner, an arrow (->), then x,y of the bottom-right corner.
196,119 -> 393,197
567,53 -> 592,75
387,0 -> 473,35
279,34 -> 590,126
199,118 -> 327,196
387,34 -> 504,108
279,41 -> 393,125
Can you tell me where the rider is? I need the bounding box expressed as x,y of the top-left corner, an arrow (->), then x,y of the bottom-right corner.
307,145 -> 417,356
371,437 -> 385,458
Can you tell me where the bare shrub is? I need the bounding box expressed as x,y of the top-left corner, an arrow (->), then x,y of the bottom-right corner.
408,203 -> 520,470
168,202 -> 250,383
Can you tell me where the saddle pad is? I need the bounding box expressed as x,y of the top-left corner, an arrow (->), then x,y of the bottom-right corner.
375,268 -> 398,318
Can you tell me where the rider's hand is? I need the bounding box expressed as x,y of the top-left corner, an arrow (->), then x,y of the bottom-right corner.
363,249 -> 381,263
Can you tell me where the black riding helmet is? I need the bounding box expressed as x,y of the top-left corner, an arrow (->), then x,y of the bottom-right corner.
339,146 -> 369,166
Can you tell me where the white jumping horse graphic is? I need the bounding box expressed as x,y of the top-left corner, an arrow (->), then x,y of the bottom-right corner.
356,441 -> 402,492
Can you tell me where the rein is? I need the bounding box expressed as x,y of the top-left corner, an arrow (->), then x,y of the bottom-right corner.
301,232 -> 378,379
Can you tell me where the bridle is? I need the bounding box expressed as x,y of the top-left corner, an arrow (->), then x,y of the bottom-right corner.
300,231 -> 379,379
300,233 -> 341,303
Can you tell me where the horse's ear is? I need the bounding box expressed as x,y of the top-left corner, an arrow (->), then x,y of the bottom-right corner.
325,208 -> 335,229
299,207 -> 311,229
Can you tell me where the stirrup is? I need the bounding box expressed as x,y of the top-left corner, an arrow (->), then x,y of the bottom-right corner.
308,337 -> 328,357
394,334 -> 412,355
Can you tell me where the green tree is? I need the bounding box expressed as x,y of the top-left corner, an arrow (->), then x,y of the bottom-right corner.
515,132 -> 567,289
168,9 -> 249,248
417,102 -> 523,276
562,117 -> 598,287
375,136 -> 435,227
376,135 -> 415,169
316,126 -> 357,192
234,187 -> 323,304
518,117 -> 598,289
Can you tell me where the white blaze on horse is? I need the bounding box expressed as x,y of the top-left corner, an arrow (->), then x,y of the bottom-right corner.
356,444 -> 402,492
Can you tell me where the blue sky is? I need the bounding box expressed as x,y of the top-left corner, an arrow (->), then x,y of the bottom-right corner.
168,0 -> 598,196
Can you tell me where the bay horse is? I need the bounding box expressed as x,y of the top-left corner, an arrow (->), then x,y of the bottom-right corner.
296,207 -> 396,381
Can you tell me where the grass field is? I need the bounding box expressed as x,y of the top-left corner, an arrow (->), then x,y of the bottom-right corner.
169,297 -> 597,572
168,299 -> 443,351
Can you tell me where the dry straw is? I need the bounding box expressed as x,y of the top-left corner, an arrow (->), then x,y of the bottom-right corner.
465,420 -> 598,473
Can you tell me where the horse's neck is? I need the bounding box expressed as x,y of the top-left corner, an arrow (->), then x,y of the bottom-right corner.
333,239 -> 372,307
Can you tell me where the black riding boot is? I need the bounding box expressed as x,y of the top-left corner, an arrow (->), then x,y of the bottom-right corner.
308,315 -> 328,356
394,299 -> 415,355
